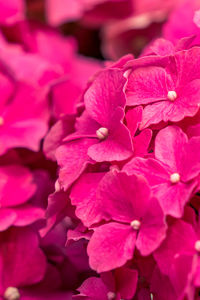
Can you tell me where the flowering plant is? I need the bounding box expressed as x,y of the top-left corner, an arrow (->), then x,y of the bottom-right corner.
1,0 -> 200,299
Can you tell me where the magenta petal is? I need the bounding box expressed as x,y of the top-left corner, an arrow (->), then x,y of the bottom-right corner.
0,84 -> 49,154
153,181 -> 197,217
133,129 -> 152,157
0,0 -> 24,24
43,115 -> 75,161
115,267 -> 138,299
155,126 -> 188,172
154,220 -> 196,277
0,165 -> 36,207
88,107 -> 133,162
88,123 -> 132,162
140,101 -> 173,129
0,209 -> 16,231
12,205 -> 45,227
97,171 -> 151,223
136,198 -> 167,256
125,106 -> 143,138
21,290 -> 72,300
70,172 -> 106,226
171,254 -> 194,298
0,227 -> 46,290
175,47 -> 200,86
46,0 -> 83,26
72,111 -> 99,137
126,66 -> 173,106
56,138 -> 96,190
76,277 -> 109,300
88,222 -> 136,272
141,82 -> 200,128
123,157 -> 169,186
151,267 -> 177,300
84,69 -> 126,127
180,136 -> 200,181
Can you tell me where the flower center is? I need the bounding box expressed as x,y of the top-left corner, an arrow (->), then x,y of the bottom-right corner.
167,91 -> 177,101
96,127 -> 109,140
195,240 -> 200,252
4,287 -> 20,300
55,179 -> 61,192
170,173 -> 180,183
0,117 -> 4,126
130,220 -> 141,230
107,291 -> 116,300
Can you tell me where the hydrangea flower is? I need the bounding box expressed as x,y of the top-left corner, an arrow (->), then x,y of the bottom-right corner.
124,125 -> 200,217
87,170 -> 166,272
126,47 -> 200,128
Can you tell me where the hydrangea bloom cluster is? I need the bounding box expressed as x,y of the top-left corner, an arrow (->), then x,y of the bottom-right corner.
2,0 -> 200,299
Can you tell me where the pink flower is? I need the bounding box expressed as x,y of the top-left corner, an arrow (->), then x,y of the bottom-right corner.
154,219 -> 200,299
126,47 -> 200,128
0,83 -> 49,155
0,165 -> 47,231
87,170 -> 166,272
74,267 -> 138,300
0,226 -> 46,295
55,68 -> 133,189
163,0 -> 200,45
124,125 -> 200,217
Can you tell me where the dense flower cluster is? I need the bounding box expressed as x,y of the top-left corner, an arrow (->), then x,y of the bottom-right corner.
1,0 -> 200,299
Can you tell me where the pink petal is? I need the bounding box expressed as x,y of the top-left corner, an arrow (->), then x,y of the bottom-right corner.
43,115 -> 75,161
0,0 -> 25,25
136,198 -> 167,255
0,209 -> 17,231
84,69 -> 126,127
46,0 -> 83,26
70,172 -> 106,226
133,129 -> 152,157
125,106 -> 143,138
0,165 -> 36,207
180,136 -> 200,182
97,171 -> 151,223
12,205 -> 45,227
56,138 -> 95,190
0,227 -> 46,291
126,66 -> 174,106
155,126 -> 188,172
76,277 -> 109,300
88,222 -> 136,272
88,107 -> 133,162
154,220 -> 196,277
115,267 -> 138,299
153,180 -> 197,217
123,157 -> 169,186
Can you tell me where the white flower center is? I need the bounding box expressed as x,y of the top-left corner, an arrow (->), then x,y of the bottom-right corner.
130,220 -> 141,230
167,91 -> 177,101
107,291 -> 116,300
55,180 -> 61,192
170,173 -> 180,183
96,127 -> 109,140
0,117 -> 4,126
195,240 -> 200,252
4,287 -> 20,300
